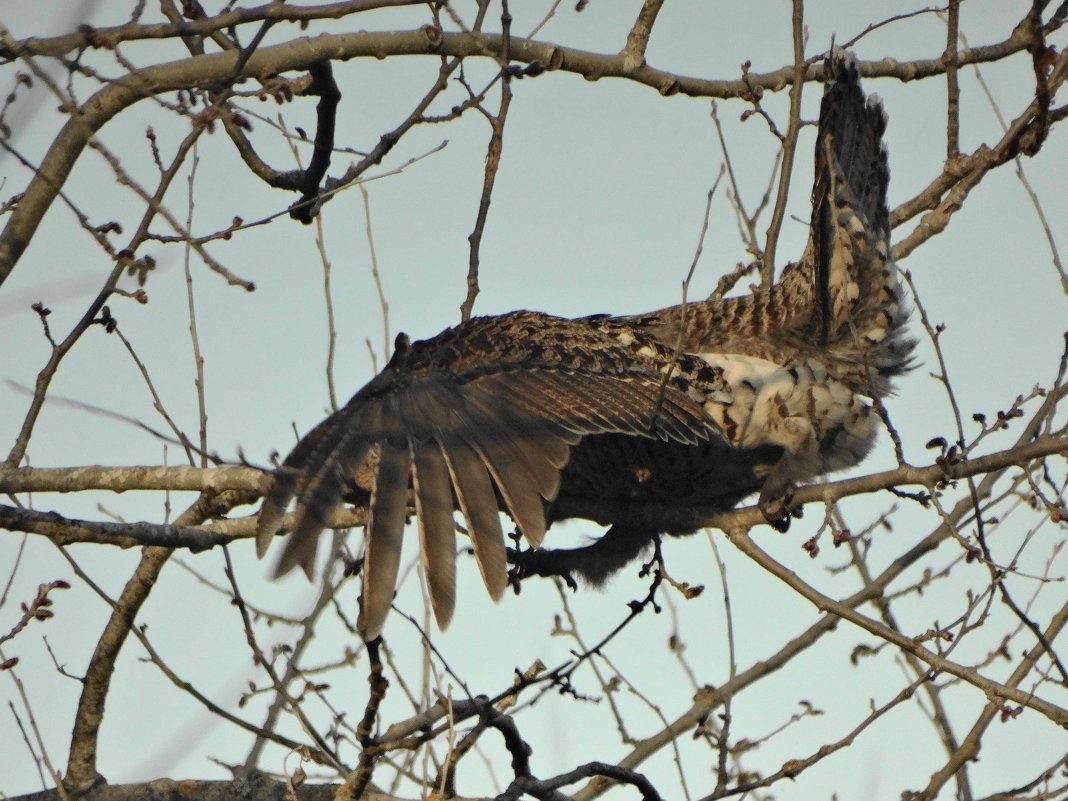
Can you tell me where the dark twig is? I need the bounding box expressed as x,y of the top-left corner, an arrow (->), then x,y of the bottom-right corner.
945,0 -> 962,160
289,61 -> 341,223
507,761 -> 664,801
460,690 -> 667,801
305,2 -> 498,214
1024,0 -> 1053,157
336,638 -> 389,800
322,56 -> 462,189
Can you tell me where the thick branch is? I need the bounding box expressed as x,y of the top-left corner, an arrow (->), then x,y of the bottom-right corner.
702,435 -> 1066,530
3,28 -> 1061,285
0,464 -> 263,493
9,776 -> 344,801
62,487 -> 263,789
0,501 -> 364,550
0,504 -> 248,550
0,0 -> 424,59
65,546 -> 172,789
1,436 -> 1063,539
620,0 -> 665,70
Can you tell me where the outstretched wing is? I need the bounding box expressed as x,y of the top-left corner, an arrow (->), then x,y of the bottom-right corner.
257,312 -> 724,639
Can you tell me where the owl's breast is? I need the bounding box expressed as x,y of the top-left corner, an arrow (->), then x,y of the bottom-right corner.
696,352 -> 877,482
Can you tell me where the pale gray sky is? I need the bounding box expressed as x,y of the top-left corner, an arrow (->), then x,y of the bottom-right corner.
1,3 -> 1066,799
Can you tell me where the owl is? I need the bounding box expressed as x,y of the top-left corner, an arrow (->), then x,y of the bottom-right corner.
257,50 -> 913,639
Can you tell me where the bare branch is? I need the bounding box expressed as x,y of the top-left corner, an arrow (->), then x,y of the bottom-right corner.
725,526 -> 1068,726
460,6 -> 515,321
620,0 -> 665,70
944,0 -> 962,160
0,505 -> 245,550
5,28 -> 1064,285
760,0 -> 806,284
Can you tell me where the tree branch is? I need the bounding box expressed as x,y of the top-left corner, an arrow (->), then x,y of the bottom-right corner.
724,525 -> 1068,727
1,437 -> 1063,549
4,27 -> 1064,285
8,775 -> 345,801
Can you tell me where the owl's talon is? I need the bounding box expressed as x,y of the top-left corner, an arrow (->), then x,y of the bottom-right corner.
758,479 -> 796,532
508,547 -> 578,589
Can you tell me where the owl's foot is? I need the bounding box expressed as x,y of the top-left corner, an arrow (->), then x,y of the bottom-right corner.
508,525 -> 657,588
507,547 -> 579,591
758,474 -> 798,533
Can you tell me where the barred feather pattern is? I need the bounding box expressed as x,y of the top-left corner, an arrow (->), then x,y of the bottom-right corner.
631,52 -> 913,396
257,49 -> 913,639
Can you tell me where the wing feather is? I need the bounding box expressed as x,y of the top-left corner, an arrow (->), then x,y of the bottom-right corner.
462,383 -> 570,500
256,412 -> 349,559
409,436 -> 457,630
357,401 -> 411,639
272,423 -> 377,579
435,428 -> 509,601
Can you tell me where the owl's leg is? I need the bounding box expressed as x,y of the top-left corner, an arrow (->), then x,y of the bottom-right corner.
508,525 -> 658,587
754,420 -> 810,532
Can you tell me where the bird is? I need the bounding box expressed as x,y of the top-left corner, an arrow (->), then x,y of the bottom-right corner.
256,50 -> 914,640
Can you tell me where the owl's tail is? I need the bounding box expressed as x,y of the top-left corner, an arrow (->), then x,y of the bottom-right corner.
810,48 -> 915,395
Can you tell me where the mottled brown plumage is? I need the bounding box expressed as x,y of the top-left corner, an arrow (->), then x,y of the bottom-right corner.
256,50 -> 913,639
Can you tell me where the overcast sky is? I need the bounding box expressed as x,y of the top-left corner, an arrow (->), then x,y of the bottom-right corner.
2,3 -> 1066,799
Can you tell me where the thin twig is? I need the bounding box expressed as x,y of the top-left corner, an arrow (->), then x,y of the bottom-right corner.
359,185 -> 391,362
707,534 -> 736,796
460,3 -> 515,321
945,0 -> 962,160
961,27 -> 1067,292
761,0 -> 806,285
724,526 -> 1068,726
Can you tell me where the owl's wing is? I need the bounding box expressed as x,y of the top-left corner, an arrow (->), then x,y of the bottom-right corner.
257,320 -> 720,639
